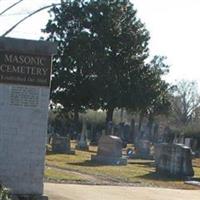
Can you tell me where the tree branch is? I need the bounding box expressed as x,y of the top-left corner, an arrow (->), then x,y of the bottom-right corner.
0,0 -> 24,16
1,3 -> 61,37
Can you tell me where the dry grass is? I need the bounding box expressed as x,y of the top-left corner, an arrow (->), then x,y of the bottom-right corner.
45,143 -> 200,189
45,167 -> 87,182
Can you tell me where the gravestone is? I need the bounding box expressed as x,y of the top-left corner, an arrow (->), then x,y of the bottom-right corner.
179,136 -> 185,144
89,124 -> 96,145
132,124 -> 152,159
135,139 -> 151,157
91,135 -> 127,165
51,135 -> 75,154
0,37 -> 56,198
155,143 -> 194,177
130,139 -> 152,159
76,119 -> 89,150
185,138 -> 192,148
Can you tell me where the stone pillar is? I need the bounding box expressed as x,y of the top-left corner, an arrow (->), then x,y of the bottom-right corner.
77,119 -> 88,150
0,37 -> 56,197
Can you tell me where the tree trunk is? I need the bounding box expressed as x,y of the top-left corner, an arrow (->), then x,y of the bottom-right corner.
74,106 -> 79,132
120,108 -> 124,123
148,112 -> 154,140
106,107 -> 115,123
130,118 -> 135,143
138,112 -> 144,132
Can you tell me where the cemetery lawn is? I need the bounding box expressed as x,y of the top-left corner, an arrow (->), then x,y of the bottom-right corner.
45,145 -> 200,189
45,167 -> 88,183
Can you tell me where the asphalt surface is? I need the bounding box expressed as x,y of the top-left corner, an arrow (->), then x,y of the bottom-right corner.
44,183 -> 200,200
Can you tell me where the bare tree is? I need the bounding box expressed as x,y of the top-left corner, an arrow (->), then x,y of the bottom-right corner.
171,80 -> 200,125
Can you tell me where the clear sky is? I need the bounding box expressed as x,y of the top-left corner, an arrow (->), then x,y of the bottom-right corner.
133,0 -> 200,85
0,0 -> 200,86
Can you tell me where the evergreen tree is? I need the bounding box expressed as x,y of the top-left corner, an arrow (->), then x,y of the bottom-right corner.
44,0 -> 150,122
44,0 -> 170,124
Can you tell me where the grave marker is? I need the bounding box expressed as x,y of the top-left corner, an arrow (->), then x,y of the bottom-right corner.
91,135 -> 127,165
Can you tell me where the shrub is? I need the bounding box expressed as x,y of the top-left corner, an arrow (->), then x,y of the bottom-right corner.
0,185 -> 11,200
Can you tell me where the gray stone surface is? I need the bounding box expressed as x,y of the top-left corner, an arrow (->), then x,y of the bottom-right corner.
0,37 -> 56,195
51,135 -> 74,154
91,135 -> 127,165
155,143 -> 194,177
0,85 -> 49,194
0,37 -> 56,55
134,139 -> 152,159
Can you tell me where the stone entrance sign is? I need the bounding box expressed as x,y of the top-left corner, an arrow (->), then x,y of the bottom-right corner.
0,37 -> 56,196
0,51 -> 51,86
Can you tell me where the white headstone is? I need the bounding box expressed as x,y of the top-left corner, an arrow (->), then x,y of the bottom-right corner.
185,138 -> 191,147
179,137 -> 185,144
77,119 -> 88,149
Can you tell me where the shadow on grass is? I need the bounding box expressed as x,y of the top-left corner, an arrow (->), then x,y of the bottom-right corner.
46,150 -> 76,156
67,160 -> 125,167
137,171 -> 186,182
68,158 -> 155,168
128,160 -> 154,166
87,150 -> 97,154
128,160 -> 155,170
46,150 -> 55,155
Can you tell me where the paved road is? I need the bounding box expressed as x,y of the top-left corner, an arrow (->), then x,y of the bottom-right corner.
44,183 -> 200,200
